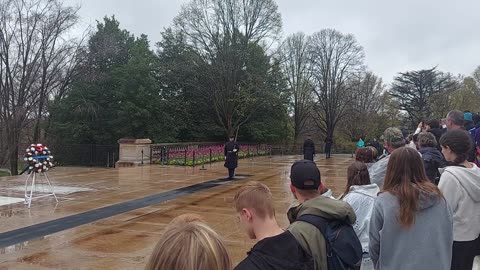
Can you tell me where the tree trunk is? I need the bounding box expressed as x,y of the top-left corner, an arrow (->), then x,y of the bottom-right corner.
9,145 -> 19,176
33,85 -> 46,143
7,124 -> 19,175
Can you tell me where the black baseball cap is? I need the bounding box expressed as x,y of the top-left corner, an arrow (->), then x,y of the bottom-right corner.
290,160 -> 321,190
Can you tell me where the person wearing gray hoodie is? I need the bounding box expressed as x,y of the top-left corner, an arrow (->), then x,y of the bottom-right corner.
438,129 -> 480,270
369,147 -> 453,270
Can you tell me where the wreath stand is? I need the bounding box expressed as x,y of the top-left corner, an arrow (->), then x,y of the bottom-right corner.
24,171 -> 58,209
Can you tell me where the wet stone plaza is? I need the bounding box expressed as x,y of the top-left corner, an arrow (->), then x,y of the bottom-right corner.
0,155 -> 353,269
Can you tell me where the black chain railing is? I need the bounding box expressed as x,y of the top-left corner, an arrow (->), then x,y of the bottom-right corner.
19,143 -> 119,168
150,142 -> 272,166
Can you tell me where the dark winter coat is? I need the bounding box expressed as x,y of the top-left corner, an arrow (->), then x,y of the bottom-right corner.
419,147 -> 446,185
428,128 -> 447,149
428,128 -> 445,151
224,141 -> 239,169
303,139 -> 315,161
370,140 -> 381,155
234,231 -> 314,270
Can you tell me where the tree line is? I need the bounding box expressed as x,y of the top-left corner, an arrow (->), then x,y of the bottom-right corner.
1,0 -> 479,174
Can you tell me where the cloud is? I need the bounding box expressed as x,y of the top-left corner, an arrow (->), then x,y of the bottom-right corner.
66,0 -> 480,83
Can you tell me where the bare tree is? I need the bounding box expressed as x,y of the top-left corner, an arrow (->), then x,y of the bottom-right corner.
341,71 -> 386,140
0,0 -> 80,174
278,32 -> 314,143
308,29 -> 365,139
173,0 -> 282,135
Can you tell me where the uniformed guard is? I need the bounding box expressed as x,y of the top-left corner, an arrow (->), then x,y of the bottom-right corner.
224,135 -> 240,180
324,136 -> 333,159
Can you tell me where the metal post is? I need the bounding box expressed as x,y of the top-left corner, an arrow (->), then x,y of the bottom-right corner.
107,152 -> 110,167
113,152 -> 116,168
150,146 -> 154,165
166,147 -> 169,165
209,148 -> 212,164
163,146 -> 170,165
141,149 -> 144,165
24,172 -> 32,204
44,172 -> 58,203
28,172 -> 36,208
184,149 -> 187,165
200,150 -> 206,170
193,150 -> 196,167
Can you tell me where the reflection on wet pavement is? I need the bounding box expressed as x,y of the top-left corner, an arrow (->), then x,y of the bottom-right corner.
0,155 -> 352,269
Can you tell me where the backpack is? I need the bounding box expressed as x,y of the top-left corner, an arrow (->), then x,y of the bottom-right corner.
296,214 -> 362,270
469,128 -> 480,166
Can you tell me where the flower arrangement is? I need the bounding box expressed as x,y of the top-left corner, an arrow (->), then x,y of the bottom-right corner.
23,144 -> 54,173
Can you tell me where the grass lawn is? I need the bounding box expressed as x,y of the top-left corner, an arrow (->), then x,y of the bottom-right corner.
0,171 -> 11,177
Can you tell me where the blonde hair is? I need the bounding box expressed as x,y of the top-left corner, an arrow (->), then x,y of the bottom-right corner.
233,181 -> 275,219
145,214 -> 231,270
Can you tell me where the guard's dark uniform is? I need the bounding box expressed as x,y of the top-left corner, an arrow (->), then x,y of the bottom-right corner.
303,138 -> 315,161
224,141 -> 239,179
324,137 -> 333,159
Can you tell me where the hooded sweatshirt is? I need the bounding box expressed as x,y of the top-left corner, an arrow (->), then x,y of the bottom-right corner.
369,190 -> 453,270
438,164 -> 480,241
428,127 -> 445,150
235,230 -> 314,270
342,184 -> 379,270
368,155 -> 390,188
287,195 -> 356,270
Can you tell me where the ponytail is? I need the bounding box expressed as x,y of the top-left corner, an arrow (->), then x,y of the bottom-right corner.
341,161 -> 371,199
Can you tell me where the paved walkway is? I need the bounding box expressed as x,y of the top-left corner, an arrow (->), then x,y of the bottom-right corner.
0,155 -> 353,269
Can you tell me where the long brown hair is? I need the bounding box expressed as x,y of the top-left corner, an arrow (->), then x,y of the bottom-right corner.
439,129 -> 473,165
383,147 -> 443,229
340,161 -> 371,199
145,215 -> 232,270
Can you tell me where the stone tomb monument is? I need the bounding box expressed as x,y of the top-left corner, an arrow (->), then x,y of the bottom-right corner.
116,138 -> 152,167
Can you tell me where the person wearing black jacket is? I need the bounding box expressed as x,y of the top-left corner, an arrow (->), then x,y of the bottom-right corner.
418,132 -> 446,185
233,182 -> 314,270
224,135 -> 239,180
303,136 -> 315,161
425,119 -> 445,151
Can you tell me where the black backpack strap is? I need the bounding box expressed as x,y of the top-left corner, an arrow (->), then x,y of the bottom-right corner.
296,214 -> 332,255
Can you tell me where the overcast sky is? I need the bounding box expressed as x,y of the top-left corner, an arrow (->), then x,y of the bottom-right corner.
66,0 -> 480,84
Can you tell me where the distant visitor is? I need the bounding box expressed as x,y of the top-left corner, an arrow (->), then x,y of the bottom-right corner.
303,135 -> 315,161
357,138 -> 365,149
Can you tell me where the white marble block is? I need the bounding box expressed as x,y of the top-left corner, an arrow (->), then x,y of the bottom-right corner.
116,138 -> 152,167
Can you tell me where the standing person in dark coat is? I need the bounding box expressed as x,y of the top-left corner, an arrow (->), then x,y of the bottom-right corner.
224,135 -> 239,180
418,132 -> 446,185
370,138 -> 381,155
324,136 -> 333,159
303,135 -> 315,161
425,119 -> 446,151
